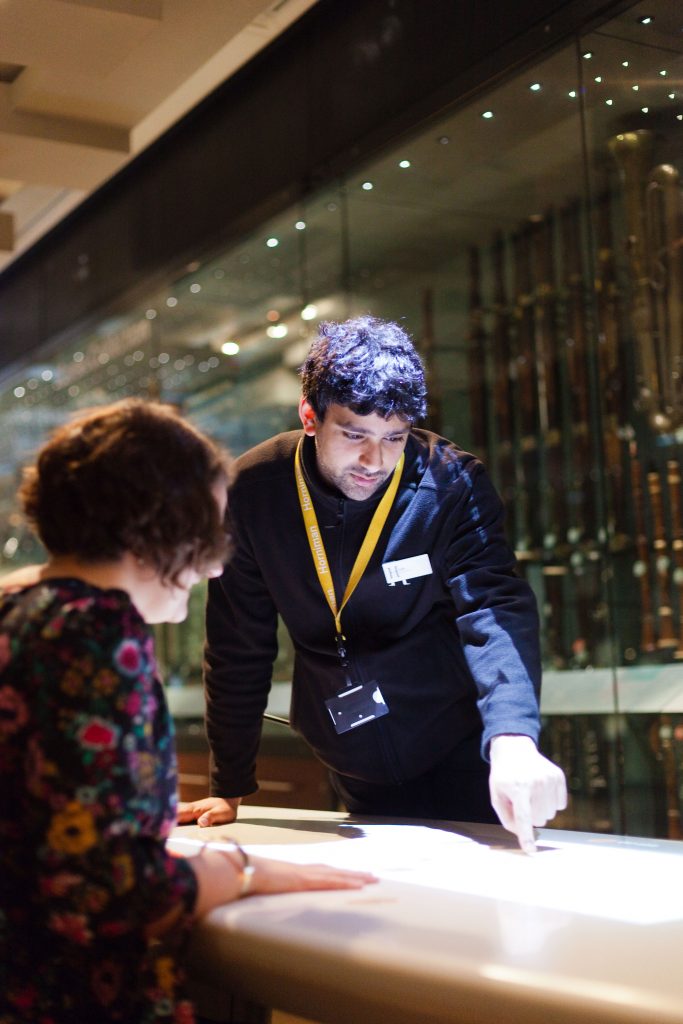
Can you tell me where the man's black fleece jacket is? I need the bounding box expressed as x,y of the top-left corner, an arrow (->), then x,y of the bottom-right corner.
205,429 -> 542,797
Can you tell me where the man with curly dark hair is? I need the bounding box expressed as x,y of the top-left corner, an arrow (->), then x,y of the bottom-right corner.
181,317 -> 567,853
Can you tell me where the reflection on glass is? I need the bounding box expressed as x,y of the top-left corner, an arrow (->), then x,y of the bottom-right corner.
0,0 -> 681,837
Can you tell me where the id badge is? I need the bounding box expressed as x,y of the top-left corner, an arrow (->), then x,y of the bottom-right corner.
325,682 -> 389,735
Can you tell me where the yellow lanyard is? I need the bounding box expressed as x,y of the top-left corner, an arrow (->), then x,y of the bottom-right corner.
294,438 -> 404,639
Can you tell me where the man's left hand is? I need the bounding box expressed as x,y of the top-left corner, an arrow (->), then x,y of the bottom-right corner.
488,734 -> 568,855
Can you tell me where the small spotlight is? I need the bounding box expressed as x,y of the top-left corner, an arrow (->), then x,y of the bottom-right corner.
529,82 -> 542,92
568,90 -> 577,98
267,324 -> 288,339
361,181 -> 374,190
295,220 -> 306,230
398,159 -> 411,168
606,99 -> 614,106
266,237 -> 279,248
637,15 -> 654,25
582,51 -> 593,59
301,304 -> 318,321
481,110 -> 494,119
221,341 -> 240,356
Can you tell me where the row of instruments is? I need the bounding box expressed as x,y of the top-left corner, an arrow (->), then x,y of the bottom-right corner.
543,711 -> 683,840
420,130 -> 683,669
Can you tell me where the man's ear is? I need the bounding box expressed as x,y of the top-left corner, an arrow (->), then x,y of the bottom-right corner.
298,397 -> 317,436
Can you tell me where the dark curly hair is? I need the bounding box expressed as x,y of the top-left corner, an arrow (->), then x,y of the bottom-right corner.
300,315 -> 427,422
20,399 -> 231,585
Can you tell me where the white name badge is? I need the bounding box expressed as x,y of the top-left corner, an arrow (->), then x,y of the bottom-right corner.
382,553 -> 433,586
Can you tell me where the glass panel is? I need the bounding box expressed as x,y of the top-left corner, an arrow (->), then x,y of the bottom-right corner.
578,0 -> 683,838
2,0 -> 682,833
340,42 -> 623,831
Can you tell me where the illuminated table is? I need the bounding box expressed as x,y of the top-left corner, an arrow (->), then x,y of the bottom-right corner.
170,807 -> 683,1024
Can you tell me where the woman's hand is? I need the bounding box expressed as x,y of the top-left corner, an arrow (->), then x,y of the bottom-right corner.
248,855 -> 378,895
185,843 -> 378,917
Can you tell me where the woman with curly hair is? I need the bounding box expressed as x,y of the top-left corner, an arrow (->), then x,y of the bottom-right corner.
0,399 -> 375,1024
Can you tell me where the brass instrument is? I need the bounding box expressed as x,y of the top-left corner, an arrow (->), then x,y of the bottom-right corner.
646,467 -> 677,652
608,130 -> 683,431
646,163 -> 683,427
630,444 -> 656,654
665,458 -> 683,659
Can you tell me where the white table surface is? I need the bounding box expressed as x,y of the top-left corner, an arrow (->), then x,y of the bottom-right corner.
170,807 -> 683,1024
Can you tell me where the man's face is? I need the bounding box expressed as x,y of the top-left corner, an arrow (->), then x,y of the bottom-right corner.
299,399 -> 411,501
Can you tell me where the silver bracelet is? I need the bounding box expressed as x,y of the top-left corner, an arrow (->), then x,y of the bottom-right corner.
231,841 -> 256,897
195,838 -> 255,897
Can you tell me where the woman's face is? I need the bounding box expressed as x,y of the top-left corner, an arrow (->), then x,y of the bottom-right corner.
141,479 -> 228,625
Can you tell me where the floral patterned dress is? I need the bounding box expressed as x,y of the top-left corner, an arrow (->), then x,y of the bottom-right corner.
0,579 -> 199,1024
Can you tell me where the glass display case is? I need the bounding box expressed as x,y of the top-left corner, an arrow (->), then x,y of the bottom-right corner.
1,0 -> 682,833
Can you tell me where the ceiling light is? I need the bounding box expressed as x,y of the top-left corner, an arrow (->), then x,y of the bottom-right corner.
267,324 -> 288,339
362,181 -> 374,190
632,84 -> 639,91
529,83 -> 542,92
301,304 -> 318,321
145,309 -> 157,319
399,159 -> 411,168
637,15 -> 654,25
659,69 -> 668,76
189,283 -> 201,294
481,110 -> 494,119
594,76 -> 602,83
568,90 -> 577,98
606,99 -> 613,105
266,237 -> 279,248
3,537 -> 18,558
295,220 -> 306,230
221,341 -> 240,356
582,51 -> 593,59
622,60 -> 629,67
166,296 -> 178,307
641,106 -> 649,113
